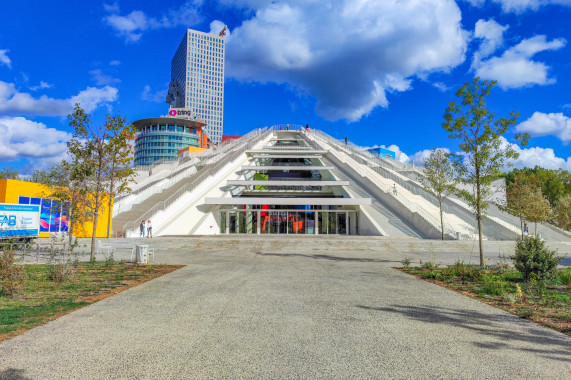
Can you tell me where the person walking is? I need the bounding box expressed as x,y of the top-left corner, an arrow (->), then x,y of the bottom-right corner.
147,219 -> 152,238
140,220 -> 145,237
393,183 -> 397,196
345,137 -> 348,145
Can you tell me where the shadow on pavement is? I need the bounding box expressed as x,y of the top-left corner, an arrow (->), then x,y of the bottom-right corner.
0,368 -> 30,380
256,251 -> 395,263
357,304 -> 571,361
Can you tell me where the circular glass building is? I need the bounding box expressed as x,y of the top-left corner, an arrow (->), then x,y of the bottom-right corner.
133,117 -> 208,166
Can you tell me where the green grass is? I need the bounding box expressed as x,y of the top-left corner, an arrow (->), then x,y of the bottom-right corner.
0,262 -> 182,340
399,263 -> 571,336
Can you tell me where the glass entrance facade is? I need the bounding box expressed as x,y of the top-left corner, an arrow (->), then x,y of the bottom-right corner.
220,209 -> 351,235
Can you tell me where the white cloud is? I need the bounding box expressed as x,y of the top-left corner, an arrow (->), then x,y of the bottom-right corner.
89,69 -> 121,86
103,0 -> 202,42
0,81 -> 118,116
517,112 -> 571,143
0,49 -> 11,68
493,0 -> 571,13
409,148 -> 451,166
223,0 -> 468,122
109,60 -> 121,66
103,2 -> 120,13
432,82 -> 450,92
474,35 -> 566,89
473,19 -> 508,63
0,117 -> 71,161
384,144 -> 410,163
29,81 -> 52,91
141,84 -> 167,103
500,137 -> 571,170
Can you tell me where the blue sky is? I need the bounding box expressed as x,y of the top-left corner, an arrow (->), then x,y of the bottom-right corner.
0,0 -> 570,174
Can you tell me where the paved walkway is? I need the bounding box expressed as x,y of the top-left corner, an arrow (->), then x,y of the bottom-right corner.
1,247 -> 570,379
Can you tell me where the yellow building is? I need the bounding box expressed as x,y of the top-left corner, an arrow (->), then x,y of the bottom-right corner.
0,179 -> 112,238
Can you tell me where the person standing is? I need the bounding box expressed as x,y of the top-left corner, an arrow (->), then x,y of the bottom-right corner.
140,220 -> 145,237
147,219 -> 152,238
393,183 -> 397,196
345,137 -> 348,145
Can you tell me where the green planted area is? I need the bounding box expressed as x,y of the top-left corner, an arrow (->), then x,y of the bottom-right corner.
0,260 -> 182,341
400,260 -> 571,335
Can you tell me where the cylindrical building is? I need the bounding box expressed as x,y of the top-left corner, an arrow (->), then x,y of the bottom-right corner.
133,117 -> 208,166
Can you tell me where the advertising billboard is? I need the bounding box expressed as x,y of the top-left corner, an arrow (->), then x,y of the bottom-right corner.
0,203 -> 40,238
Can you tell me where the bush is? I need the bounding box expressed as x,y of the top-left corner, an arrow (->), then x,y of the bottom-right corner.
0,249 -> 26,298
557,268 -> 571,285
511,236 -> 563,282
481,275 -> 507,296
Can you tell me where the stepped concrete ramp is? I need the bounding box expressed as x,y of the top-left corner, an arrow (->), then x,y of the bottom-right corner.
2,240 -> 569,379
112,167 -> 210,235
323,156 -> 425,238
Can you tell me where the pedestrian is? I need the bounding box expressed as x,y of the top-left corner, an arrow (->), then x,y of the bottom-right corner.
305,124 -> 309,132
140,220 -> 145,237
393,183 -> 397,196
147,219 -> 152,238
524,222 -> 528,234
345,137 -> 348,145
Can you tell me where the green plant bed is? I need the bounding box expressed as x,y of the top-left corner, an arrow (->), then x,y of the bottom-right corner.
0,262 -> 183,342
397,263 -> 571,336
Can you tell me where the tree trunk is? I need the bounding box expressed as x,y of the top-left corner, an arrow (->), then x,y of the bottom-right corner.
106,174 -> 114,239
68,197 -> 75,252
439,200 -> 444,240
90,144 -> 104,261
520,217 -> 524,239
534,222 -> 537,238
476,166 -> 484,267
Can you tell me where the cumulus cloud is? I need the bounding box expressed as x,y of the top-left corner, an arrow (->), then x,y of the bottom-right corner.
103,0 -> 202,42
500,137 -> 571,170
223,0 -> 468,122
409,148 -> 451,166
0,81 -> 118,116
0,117 -> 71,161
517,112 -> 571,144
0,49 -> 11,68
89,69 -> 121,86
141,84 -> 167,103
472,19 -> 508,65
473,35 -> 566,89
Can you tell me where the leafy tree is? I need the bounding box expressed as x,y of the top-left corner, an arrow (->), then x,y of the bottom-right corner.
419,149 -> 456,240
554,196 -> 571,231
503,166 -> 571,208
0,167 -> 19,180
104,119 -> 136,238
505,173 -> 538,238
524,188 -> 552,237
443,78 -> 528,267
32,162 -> 93,251
67,104 -> 134,260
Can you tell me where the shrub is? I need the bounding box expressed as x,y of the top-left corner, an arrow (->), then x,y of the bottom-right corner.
556,268 -> 571,285
421,261 -> 438,271
0,249 -> 26,298
511,236 -> 563,282
401,256 -> 411,268
480,275 -> 507,296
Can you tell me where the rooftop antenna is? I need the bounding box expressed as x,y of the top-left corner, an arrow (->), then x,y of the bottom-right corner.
219,25 -> 228,37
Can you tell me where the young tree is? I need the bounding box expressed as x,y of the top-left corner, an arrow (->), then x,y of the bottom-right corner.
443,78 -> 528,267
67,104 -> 134,260
32,162 -> 94,251
525,189 -> 552,237
419,149 -> 456,240
105,121 -> 136,238
505,173 -> 538,238
554,196 -> 571,231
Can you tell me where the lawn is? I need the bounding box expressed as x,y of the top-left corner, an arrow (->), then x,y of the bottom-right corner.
0,261 -> 183,342
397,262 -> 571,336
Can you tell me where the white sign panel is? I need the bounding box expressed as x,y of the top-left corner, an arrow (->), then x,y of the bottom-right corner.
0,204 -> 40,238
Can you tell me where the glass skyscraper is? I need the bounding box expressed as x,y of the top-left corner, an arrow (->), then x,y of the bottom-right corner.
167,28 -> 225,143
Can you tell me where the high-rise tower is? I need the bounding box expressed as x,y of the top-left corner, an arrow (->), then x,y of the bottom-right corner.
167,28 -> 225,143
